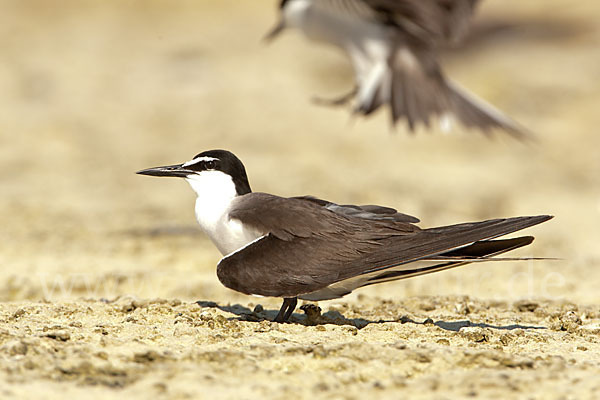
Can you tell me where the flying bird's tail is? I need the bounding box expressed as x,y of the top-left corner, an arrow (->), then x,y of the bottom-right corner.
379,44 -> 529,138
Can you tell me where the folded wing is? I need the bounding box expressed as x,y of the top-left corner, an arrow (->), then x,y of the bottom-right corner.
218,193 -> 551,298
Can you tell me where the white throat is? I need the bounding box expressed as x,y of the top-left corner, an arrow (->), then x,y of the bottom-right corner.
185,171 -> 263,256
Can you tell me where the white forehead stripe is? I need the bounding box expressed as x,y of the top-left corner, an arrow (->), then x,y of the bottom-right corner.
183,156 -> 218,167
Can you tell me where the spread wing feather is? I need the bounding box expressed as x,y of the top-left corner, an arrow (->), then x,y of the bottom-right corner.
361,0 -> 480,45
312,0 -> 479,45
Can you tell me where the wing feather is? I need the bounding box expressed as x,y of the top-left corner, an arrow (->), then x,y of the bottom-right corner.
217,199 -> 551,298
362,0 -> 480,45
293,195 -> 420,223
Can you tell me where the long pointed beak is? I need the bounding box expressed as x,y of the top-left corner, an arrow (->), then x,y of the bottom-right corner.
136,163 -> 194,178
262,20 -> 286,43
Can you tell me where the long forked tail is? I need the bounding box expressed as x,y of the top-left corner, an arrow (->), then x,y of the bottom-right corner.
361,236 -> 535,288
344,215 -> 553,279
359,214 -> 554,285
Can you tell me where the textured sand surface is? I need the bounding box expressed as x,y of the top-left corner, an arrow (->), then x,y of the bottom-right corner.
1,0 -> 599,399
1,297 -> 599,399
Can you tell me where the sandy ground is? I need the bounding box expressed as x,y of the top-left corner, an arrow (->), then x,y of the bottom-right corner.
1,0 -> 599,399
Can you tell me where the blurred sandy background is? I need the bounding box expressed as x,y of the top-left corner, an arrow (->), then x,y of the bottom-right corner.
1,1 -> 599,399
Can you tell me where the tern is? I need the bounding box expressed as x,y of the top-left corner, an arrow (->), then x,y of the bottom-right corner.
266,0 -> 526,137
137,149 -> 551,322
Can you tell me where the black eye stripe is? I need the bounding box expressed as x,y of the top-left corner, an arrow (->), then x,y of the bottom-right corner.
184,158 -> 219,172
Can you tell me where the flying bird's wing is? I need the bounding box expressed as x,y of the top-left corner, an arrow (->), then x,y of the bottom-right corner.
305,0 -> 478,46
321,0 -> 525,136
437,0 -> 481,44
362,0 -> 480,45
218,193 -> 551,298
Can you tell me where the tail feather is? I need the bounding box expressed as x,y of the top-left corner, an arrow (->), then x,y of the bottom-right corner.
447,80 -> 528,139
390,49 -> 447,130
361,236 -> 535,287
379,44 -> 529,137
302,235 -> 543,301
340,215 -> 552,280
443,236 -> 533,257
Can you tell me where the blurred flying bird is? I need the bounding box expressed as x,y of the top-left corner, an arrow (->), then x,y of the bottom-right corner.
266,0 -> 527,137
137,149 -> 551,322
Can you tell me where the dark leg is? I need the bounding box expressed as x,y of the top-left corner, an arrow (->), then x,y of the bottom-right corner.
282,297 -> 297,321
274,297 -> 298,323
311,87 -> 358,107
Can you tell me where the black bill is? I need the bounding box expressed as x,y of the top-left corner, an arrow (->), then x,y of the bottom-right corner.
136,164 -> 194,178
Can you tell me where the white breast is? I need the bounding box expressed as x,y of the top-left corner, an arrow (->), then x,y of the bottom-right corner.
186,171 -> 264,255
201,211 -> 264,256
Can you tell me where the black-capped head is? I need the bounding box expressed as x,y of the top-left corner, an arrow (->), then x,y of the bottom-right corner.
136,149 -> 252,196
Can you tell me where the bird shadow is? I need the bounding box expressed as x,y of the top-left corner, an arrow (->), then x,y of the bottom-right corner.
195,301 -> 546,331
196,301 -> 374,327
399,316 -> 546,332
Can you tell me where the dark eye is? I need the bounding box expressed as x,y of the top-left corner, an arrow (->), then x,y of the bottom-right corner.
205,160 -> 216,170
